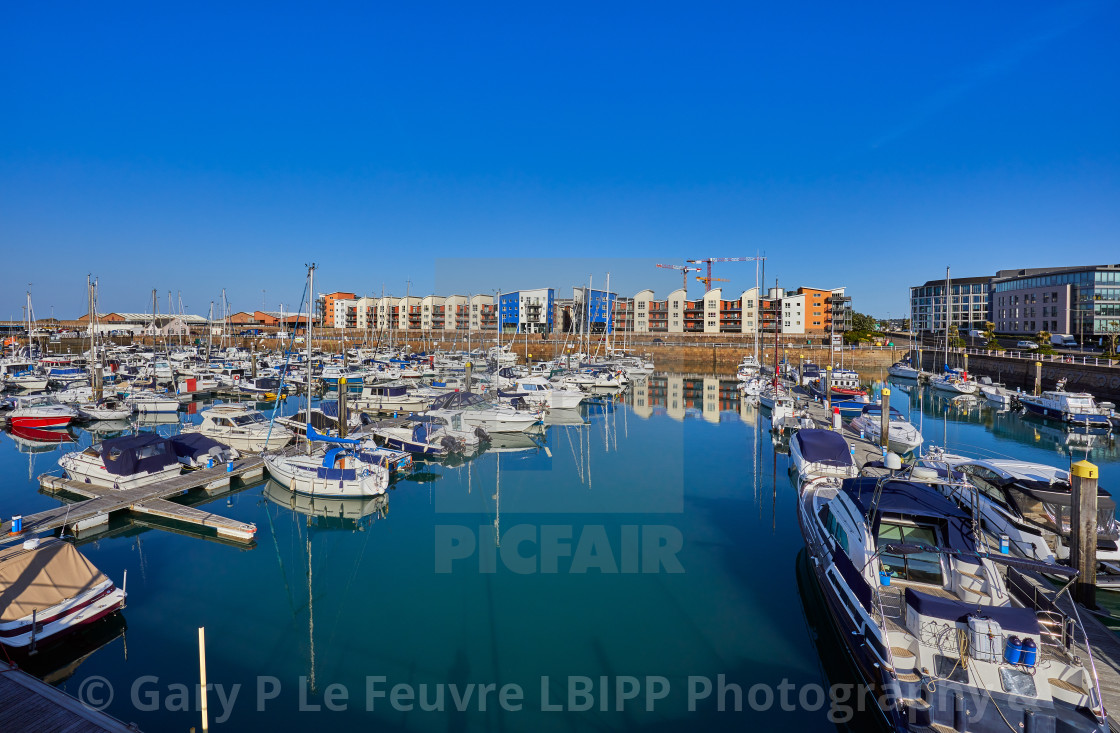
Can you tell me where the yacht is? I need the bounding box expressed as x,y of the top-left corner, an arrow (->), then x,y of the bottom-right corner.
506,376 -> 585,410
264,433 -> 390,498
190,403 -> 294,452
369,416 -> 457,457
1018,381 -> 1111,428
977,376 -> 1017,409
929,369 -> 979,396
168,433 -> 240,469
799,472 -> 1108,733
920,452 -> 1120,570
8,395 -> 77,429
276,399 -> 361,438
789,429 -> 858,483
77,397 -> 132,422
0,538 -> 127,649
736,355 -> 762,380
353,383 -> 429,414
59,433 -> 183,490
849,404 -> 924,454
127,390 -> 180,414
887,359 -> 920,380
427,391 -> 541,432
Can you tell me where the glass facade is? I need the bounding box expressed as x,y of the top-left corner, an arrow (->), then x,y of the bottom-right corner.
993,267 -> 1120,338
908,281 -> 989,333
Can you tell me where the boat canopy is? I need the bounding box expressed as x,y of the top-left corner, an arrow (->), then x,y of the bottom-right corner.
794,430 -> 853,467
0,539 -> 108,624
860,405 -> 905,417
99,433 -> 178,476
168,433 -> 228,461
905,587 -> 1039,635
842,478 -> 975,552
430,391 -> 488,410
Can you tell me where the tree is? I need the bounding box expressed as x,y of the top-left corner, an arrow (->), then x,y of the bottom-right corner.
982,321 -> 1001,350
1035,330 -> 1056,355
850,312 -> 877,333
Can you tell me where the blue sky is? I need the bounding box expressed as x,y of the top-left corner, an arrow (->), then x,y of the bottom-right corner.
2,1 -> 1117,320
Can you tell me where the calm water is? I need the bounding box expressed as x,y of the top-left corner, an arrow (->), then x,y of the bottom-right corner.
1,374 -> 1118,732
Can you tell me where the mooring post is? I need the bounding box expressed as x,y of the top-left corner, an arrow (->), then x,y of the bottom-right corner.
1071,460 -> 1099,608
465,361 -> 473,392
963,352 -> 968,375
825,366 -> 832,412
880,388 -> 891,448
199,627 -> 209,733
1035,360 -> 1042,396
338,377 -> 348,438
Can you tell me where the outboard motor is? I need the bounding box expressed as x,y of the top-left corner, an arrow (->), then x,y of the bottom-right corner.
440,435 -> 461,454
474,427 -> 491,443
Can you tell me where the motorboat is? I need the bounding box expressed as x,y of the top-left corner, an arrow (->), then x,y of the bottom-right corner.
8,395 -> 77,429
977,376 -> 1017,409
167,433 -> 240,469
808,369 -> 866,398
189,403 -> 294,452
0,538 -> 127,649
369,417 -> 457,457
736,355 -> 762,380
849,404 -> 923,454
929,368 -> 979,396
920,452 -> 1120,570
127,390 -> 180,414
59,433 -> 183,490
4,372 -> 49,391
798,473 -> 1108,733
426,391 -> 541,432
1018,380 -> 1111,428
505,376 -> 585,410
887,359 -> 920,380
353,383 -> 429,414
788,428 -> 858,483
77,397 -> 132,422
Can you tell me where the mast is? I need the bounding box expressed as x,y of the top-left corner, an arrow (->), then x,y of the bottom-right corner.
604,271 -> 611,355
945,266 -> 951,372
306,263 -> 316,455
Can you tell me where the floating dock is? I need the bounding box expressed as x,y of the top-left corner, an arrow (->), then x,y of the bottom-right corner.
1,457 -> 265,544
0,662 -> 139,732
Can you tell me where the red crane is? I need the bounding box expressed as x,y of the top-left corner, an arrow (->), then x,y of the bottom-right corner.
687,256 -> 767,292
655,264 -> 702,299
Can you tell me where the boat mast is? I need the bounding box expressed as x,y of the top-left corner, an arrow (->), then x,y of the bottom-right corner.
306,263 -> 316,456
945,266 -> 951,372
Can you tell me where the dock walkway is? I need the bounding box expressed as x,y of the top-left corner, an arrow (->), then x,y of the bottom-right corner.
0,663 -> 138,732
0,457 -> 265,544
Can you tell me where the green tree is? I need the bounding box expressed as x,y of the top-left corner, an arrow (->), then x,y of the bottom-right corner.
982,321 -> 1001,350
1035,330 -> 1056,356
850,312 -> 877,333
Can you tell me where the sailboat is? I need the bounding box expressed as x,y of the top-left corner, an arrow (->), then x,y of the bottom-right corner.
263,265 -> 390,498
929,267 -> 978,395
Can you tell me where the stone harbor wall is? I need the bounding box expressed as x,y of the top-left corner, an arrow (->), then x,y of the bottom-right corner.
914,349 -> 1120,403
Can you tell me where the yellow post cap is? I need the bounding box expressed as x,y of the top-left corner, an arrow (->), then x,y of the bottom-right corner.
1072,460 -> 1099,480
882,388 -> 890,396
1035,361 -> 1041,367
339,377 -> 347,385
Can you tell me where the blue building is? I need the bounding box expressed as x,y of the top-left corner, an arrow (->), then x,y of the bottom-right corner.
574,287 -> 616,334
498,288 -> 554,334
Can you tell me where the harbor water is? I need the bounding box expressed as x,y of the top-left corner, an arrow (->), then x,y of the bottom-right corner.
1,374 -> 1118,731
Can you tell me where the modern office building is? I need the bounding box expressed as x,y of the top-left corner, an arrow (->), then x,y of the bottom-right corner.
909,276 -> 992,334
992,264 -> 1120,340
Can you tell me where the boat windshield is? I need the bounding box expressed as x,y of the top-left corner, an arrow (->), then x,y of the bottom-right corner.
877,521 -> 944,585
232,413 -> 266,426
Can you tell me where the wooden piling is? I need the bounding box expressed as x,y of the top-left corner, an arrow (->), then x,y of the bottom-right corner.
1035,360 -> 1042,396
1071,460 -> 1100,609
880,388 -> 891,448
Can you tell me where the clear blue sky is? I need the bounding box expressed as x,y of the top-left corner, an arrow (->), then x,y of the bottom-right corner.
2,1 -> 1117,320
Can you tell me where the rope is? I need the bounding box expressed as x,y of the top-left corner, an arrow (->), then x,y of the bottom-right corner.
264,278 -> 310,450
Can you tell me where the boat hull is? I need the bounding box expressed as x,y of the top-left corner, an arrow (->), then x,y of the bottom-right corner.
9,414 -> 72,428
264,453 -> 386,498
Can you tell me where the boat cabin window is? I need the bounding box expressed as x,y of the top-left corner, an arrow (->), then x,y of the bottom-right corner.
957,467 -> 1011,509
818,506 -> 850,553
135,443 -> 167,460
108,448 -> 123,461
934,655 -> 968,684
232,413 -> 266,426
876,520 -> 944,586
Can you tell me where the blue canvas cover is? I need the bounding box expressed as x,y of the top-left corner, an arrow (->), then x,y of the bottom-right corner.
100,433 -> 178,476
319,400 -> 339,418
842,478 -> 975,552
905,587 -> 1039,635
168,433 -> 227,460
860,405 -> 904,417
795,430 -> 853,466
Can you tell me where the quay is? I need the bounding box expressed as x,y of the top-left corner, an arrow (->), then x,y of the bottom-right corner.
0,457 -> 265,544
0,662 -> 138,732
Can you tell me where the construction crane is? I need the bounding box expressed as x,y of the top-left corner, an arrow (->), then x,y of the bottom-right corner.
687,256 -> 767,292
655,263 -> 702,299
695,275 -> 729,290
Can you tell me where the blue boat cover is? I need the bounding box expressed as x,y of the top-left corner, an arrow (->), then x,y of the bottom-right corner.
860,405 -> 904,417
168,433 -> 227,460
905,587 -> 1039,635
842,478 -> 974,552
319,400 -> 339,418
307,424 -> 360,445
412,423 -> 430,443
100,433 -> 178,476
795,430 -> 852,466
321,446 -> 347,468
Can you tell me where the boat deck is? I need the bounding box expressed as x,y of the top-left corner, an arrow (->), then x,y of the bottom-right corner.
0,662 -> 139,732
0,457 -> 266,544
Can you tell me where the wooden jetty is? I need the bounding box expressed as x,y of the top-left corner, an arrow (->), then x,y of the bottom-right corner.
0,662 -> 139,732
0,457 -> 265,544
